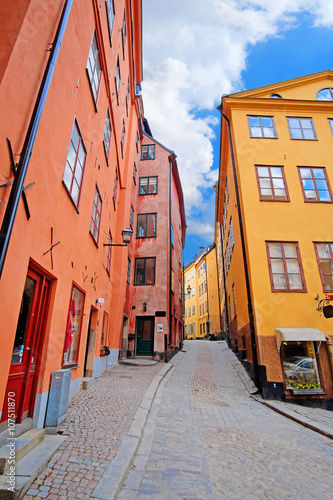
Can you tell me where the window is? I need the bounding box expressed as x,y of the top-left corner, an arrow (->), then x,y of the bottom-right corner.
256,165 -> 289,201
192,287 -> 194,296
137,213 -> 157,238
125,78 -> 130,116
121,119 -> 125,158
232,283 -> 236,316
298,167 -> 332,202
121,10 -> 127,59
63,284 -> 85,367
63,119 -> 87,208
189,308 -> 191,317
112,168 -> 118,209
191,269 -> 194,278
103,108 -> 112,159
136,131 -> 139,152
127,258 -> 131,284
141,144 -> 155,160
90,185 -> 102,244
133,162 -> 137,184
281,341 -> 321,390
115,56 -> 121,100
130,205 -> 134,230
317,88 -> 333,101
192,306 -> 195,315
171,269 -> 174,292
106,231 -> 112,274
100,311 -> 109,349
287,117 -> 317,140
248,116 -> 277,138
171,225 -> 174,247
134,257 -> 156,285
314,243 -> 333,292
270,93 -> 282,98
230,218 -> 234,249
86,31 -> 102,105
329,119 -> 333,136
139,176 -> 158,195
266,242 -> 306,292
105,0 -> 115,42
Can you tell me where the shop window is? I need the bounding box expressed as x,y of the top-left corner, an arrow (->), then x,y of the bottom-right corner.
281,341 -> 322,391
63,285 -> 85,367
100,311 -> 109,349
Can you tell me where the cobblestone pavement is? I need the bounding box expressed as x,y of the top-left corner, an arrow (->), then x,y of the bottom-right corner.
23,362 -> 162,500
118,341 -> 333,500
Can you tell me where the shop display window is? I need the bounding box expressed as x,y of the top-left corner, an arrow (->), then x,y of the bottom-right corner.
63,285 -> 85,367
281,341 -> 321,390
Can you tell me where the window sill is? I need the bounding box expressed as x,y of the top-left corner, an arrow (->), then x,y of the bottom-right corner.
61,364 -> 79,370
291,389 -> 324,396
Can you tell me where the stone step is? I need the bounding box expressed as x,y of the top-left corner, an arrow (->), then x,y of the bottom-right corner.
0,434 -> 66,499
0,429 -> 45,475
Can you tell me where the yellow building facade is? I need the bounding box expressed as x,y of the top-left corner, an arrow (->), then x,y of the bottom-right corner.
216,71 -> 333,407
184,261 -> 197,338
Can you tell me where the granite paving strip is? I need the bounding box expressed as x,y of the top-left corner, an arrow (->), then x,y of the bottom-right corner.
23,362 -> 163,500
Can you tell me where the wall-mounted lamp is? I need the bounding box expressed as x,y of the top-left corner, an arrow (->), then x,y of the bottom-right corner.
143,302 -> 147,312
104,228 -> 133,247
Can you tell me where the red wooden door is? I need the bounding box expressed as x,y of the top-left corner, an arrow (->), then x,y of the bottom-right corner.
1,267 -> 50,424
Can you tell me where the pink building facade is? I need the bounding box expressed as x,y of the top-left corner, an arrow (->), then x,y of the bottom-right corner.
123,131 -> 186,359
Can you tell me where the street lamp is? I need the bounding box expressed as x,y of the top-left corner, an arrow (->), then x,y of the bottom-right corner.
104,228 -> 133,247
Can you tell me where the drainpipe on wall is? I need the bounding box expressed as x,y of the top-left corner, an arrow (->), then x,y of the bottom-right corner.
168,156 -> 174,348
217,104 -> 261,392
325,335 -> 333,378
0,0 -> 73,278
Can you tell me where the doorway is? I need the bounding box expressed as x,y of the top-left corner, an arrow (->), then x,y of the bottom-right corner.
1,266 -> 50,424
136,316 -> 154,356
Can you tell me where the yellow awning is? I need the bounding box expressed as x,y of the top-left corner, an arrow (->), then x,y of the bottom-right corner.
275,328 -> 327,352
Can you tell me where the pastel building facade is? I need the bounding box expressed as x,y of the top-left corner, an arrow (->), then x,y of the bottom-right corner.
216,71 -> 333,407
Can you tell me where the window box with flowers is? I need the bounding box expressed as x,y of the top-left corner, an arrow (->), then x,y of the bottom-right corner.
291,383 -> 323,395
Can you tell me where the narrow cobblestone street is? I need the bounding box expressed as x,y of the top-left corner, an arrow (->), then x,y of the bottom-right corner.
118,341 -> 333,500
24,341 -> 333,500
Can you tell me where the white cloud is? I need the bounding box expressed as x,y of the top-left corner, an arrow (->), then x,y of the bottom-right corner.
142,0 -> 333,237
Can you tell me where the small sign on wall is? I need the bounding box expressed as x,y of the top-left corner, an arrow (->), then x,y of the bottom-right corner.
157,324 -> 163,333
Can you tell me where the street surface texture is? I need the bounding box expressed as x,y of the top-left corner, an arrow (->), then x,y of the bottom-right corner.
118,341 -> 333,500
23,363 -> 162,500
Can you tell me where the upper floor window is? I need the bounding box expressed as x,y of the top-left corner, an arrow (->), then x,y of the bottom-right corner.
255,165 -> 289,201
105,0 -> 115,43
127,258 -> 131,284
121,10 -> 127,59
86,31 -> 102,106
90,185 -> 102,244
133,162 -> 137,184
270,93 -> 282,98
317,88 -> 333,101
171,268 -> 174,292
139,176 -> 157,195
125,78 -> 130,116
113,168 -> 118,209
171,225 -> 174,247
141,144 -> 155,160
63,119 -> 86,209
298,167 -> 332,202
103,108 -> 112,160
121,119 -> 125,158
115,56 -> 121,101
287,117 -> 317,140
106,231 -> 112,274
266,241 -> 306,292
134,257 -> 156,285
248,116 -> 277,138
130,205 -> 134,230
314,243 -> 333,292
137,213 -> 157,238
329,119 -> 333,136
136,131 -> 139,152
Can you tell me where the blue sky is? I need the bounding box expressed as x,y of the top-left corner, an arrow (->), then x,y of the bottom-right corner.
141,1 -> 333,265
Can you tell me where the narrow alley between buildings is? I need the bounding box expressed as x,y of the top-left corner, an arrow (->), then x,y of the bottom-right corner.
24,341 -> 332,500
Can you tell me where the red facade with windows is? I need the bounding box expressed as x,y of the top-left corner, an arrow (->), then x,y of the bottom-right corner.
0,0 -> 147,428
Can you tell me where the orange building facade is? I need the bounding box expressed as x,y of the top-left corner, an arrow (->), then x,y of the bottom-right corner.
216,71 -> 333,408
0,0 -> 152,430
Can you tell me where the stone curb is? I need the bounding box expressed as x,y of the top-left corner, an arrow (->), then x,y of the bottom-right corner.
253,396 -> 333,440
90,362 -> 173,500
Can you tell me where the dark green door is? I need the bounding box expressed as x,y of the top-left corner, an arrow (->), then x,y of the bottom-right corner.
136,316 -> 154,356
